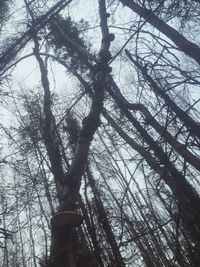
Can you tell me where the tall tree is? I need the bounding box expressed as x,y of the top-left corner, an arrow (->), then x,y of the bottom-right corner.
0,0 -> 200,266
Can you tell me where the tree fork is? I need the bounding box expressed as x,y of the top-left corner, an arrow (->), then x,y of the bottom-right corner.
49,0 -> 114,266
24,0 -> 110,265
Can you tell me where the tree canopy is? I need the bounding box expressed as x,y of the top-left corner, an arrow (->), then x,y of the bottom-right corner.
0,0 -> 200,266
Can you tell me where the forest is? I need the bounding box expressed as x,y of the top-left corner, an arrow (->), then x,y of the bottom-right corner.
0,0 -> 200,266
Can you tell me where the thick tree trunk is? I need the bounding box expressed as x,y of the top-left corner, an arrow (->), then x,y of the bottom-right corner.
50,225 -> 96,267
48,67 -> 105,266
28,0 -> 113,265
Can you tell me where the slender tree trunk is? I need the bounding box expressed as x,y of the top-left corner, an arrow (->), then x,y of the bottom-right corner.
119,0 -> 200,65
79,197 -> 105,267
125,50 -> 200,140
86,166 -> 125,267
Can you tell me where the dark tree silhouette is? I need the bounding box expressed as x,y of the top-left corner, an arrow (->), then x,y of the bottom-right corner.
0,0 -> 200,266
